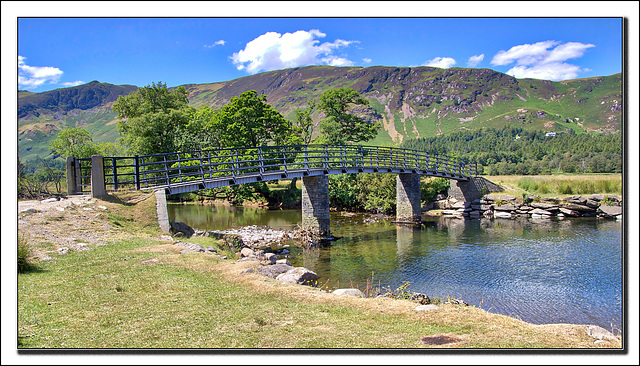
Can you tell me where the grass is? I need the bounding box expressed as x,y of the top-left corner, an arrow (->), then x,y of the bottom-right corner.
17,191 -> 622,349
482,174 -> 622,197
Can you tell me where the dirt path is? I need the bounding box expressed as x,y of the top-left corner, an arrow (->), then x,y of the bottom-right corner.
18,195 -> 135,260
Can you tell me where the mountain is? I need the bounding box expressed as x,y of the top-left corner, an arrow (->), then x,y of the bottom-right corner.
17,66 -> 622,163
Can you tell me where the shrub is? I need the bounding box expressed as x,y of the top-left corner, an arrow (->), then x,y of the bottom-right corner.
17,235 -> 34,273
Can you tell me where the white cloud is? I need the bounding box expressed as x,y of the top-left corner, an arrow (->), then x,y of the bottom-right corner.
18,55 -> 64,89
491,41 -> 595,80
231,29 -> 357,74
363,58 -> 372,64
205,40 -> 226,48
423,57 -> 457,69
467,54 -> 484,67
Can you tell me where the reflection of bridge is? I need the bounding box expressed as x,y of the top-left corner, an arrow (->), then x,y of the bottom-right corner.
66,144 -> 478,236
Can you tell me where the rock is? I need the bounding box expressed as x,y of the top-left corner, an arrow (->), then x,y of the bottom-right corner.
237,256 -> 258,262
205,246 -> 217,253
494,211 -> 513,219
180,248 -> 197,254
563,203 -> 594,212
563,196 -> 587,205
41,197 -> 58,204
170,222 -> 195,238
240,248 -> 254,257
586,325 -> 618,341
598,205 -> 622,217
585,199 -> 600,208
559,207 -> 579,217
485,194 -> 517,202
141,259 -> 159,264
541,197 -> 559,203
19,208 -> 40,215
261,252 -> 277,265
57,247 -> 69,255
276,267 -> 318,285
530,202 -> 558,210
493,204 -> 518,211
588,194 -> 619,203
239,268 -> 255,275
530,208 -> 553,216
332,288 -> 366,297
276,259 -> 291,266
175,242 -> 205,252
414,304 -> 440,311
256,263 -> 294,278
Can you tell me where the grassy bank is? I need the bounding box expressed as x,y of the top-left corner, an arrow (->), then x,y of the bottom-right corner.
17,191 -> 622,349
482,174 -> 622,198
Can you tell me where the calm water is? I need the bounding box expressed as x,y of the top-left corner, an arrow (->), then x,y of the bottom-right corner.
168,203 -> 623,332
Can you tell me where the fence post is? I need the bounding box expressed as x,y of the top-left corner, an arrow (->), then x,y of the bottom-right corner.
90,155 -> 106,198
134,156 -> 141,190
66,156 -> 77,195
112,157 -> 118,191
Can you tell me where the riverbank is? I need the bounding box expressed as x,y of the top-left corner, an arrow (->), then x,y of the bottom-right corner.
17,191 -> 623,349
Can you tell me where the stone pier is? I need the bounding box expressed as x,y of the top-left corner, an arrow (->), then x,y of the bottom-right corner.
396,173 -> 422,223
301,175 -> 331,236
448,177 -> 503,203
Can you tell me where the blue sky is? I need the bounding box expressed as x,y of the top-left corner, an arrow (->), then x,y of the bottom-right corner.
15,16 -> 625,93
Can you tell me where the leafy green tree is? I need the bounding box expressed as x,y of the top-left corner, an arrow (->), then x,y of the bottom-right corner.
49,127 -> 99,158
316,88 -> 378,145
113,81 -> 193,155
292,100 -> 316,145
201,90 -> 296,148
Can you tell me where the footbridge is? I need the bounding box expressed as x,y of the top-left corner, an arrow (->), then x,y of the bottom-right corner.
67,144 -> 479,236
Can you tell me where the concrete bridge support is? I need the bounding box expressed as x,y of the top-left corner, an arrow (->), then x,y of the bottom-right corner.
396,173 -> 422,224
301,175 -> 331,236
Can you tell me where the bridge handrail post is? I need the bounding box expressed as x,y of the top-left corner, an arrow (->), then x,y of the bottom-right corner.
232,148 -> 238,179
282,147 -> 288,175
304,146 -> 309,172
259,147 -> 265,175
323,146 -> 328,170
163,155 -> 171,187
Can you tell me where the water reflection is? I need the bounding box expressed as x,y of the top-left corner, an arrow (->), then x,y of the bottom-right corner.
168,203 -> 622,332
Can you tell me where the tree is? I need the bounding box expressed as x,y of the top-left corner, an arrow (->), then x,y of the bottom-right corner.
201,90 -> 295,148
316,87 -> 378,145
292,100 -> 316,145
113,81 -> 193,155
49,127 -> 99,158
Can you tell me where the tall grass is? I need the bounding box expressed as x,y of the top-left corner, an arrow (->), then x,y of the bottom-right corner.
17,235 -> 35,273
517,176 -> 621,196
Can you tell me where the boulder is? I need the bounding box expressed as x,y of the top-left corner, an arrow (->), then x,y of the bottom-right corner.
332,288 -> 366,297
170,222 -> 195,237
276,267 -> 318,285
276,259 -> 291,266
240,248 -> 254,257
175,242 -> 205,252
588,194 -> 619,203
256,263 -> 293,278
586,325 -> 618,342
261,252 -> 277,265
598,205 -> 622,217
239,268 -> 255,275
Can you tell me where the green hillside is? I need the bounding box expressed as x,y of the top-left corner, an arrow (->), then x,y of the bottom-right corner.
17,66 -> 622,166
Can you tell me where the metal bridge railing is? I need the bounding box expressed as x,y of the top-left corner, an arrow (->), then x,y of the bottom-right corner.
68,144 -> 477,194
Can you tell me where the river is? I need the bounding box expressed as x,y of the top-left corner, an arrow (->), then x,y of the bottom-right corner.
168,203 -> 623,333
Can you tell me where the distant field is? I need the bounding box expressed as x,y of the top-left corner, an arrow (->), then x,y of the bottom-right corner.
483,174 -> 622,197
